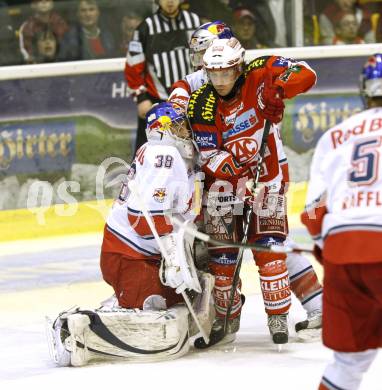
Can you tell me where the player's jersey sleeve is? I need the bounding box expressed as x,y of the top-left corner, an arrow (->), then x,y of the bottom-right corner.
270,56 -> 317,98
124,22 -> 147,92
127,144 -> 192,236
246,55 -> 316,99
168,69 -> 208,110
300,134 -> 329,247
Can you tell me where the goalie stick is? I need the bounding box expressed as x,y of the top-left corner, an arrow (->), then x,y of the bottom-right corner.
127,180 -> 210,345
194,119 -> 273,349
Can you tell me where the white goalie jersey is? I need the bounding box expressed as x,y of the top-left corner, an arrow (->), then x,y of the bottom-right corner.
103,143 -> 203,259
302,107 -> 382,264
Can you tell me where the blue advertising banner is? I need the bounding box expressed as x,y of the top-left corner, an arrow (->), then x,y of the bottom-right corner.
306,56 -> 366,93
0,73 -> 136,128
0,121 -> 75,174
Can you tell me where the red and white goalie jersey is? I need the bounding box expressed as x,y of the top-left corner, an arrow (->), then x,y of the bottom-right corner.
102,143 -> 201,260
301,107 -> 382,264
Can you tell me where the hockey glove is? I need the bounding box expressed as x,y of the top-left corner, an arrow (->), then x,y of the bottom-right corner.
256,72 -> 285,124
159,233 -> 185,292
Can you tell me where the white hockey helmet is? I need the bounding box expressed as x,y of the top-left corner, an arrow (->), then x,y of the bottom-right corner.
203,38 -> 245,92
189,21 -> 234,69
145,102 -> 195,159
203,38 -> 245,71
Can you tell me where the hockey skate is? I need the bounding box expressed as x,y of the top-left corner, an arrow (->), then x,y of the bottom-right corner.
295,309 -> 322,341
194,315 -> 240,349
45,314 -> 72,367
268,314 -> 288,345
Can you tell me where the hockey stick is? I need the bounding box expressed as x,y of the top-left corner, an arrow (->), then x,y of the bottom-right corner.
170,217 -> 313,254
127,180 -> 210,345
194,119 -> 273,349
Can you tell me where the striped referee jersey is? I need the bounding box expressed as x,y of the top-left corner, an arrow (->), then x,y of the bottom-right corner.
125,9 -> 200,101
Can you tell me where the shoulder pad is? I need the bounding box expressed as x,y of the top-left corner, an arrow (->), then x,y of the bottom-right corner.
187,84 -> 218,125
245,56 -> 270,75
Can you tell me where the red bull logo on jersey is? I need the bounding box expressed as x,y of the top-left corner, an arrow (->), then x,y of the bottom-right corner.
330,118 -> 382,148
153,188 -> 167,203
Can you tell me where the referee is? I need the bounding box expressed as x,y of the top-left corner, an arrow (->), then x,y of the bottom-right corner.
125,0 -> 200,153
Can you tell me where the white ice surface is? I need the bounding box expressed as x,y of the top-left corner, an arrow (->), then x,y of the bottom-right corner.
0,233 -> 381,390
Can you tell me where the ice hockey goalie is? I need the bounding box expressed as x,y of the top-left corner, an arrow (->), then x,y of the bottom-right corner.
46,102 -> 215,366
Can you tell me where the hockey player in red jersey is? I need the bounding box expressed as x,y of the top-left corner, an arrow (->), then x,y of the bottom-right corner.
302,54 -> 382,390
169,22 -> 323,341
187,37 -> 317,346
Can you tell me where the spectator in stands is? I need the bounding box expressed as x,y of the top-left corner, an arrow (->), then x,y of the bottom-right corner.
332,12 -> 365,44
119,12 -> 142,56
357,0 -> 382,43
124,0 -> 200,153
58,0 -> 116,61
32,27 -> 58,63
19,0 -> 68,64
229,0 -> 290,47
319,0 -> 374,44
185,0 -> 233,25
232,7 -> 267,49
0,1 -> 21,65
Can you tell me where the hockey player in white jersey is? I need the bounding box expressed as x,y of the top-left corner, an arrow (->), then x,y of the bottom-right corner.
302,54 -> 382,390
46,102 -> 215,366
169,21 -> 323,342
169,20 -> 234,110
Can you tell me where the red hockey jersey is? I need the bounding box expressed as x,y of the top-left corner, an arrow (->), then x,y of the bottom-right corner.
187,55 -> 316,186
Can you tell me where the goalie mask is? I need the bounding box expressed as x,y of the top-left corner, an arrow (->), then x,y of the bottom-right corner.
146,102 -> 195,159
360,53 -> 382,107
189,21 -> 234,70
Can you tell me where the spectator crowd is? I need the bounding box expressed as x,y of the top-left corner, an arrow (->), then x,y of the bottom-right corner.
1,0 -> 382,66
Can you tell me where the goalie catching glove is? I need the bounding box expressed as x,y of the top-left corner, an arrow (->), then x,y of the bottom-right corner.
159,225 -> 202,294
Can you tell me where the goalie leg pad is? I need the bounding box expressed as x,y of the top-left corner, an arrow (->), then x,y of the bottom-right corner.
69,306 -> 190,366
48,305 -> 190,366
188,271 -> 216,337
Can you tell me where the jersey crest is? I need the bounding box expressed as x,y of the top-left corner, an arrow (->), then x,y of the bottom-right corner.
224,136 -> 259,164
